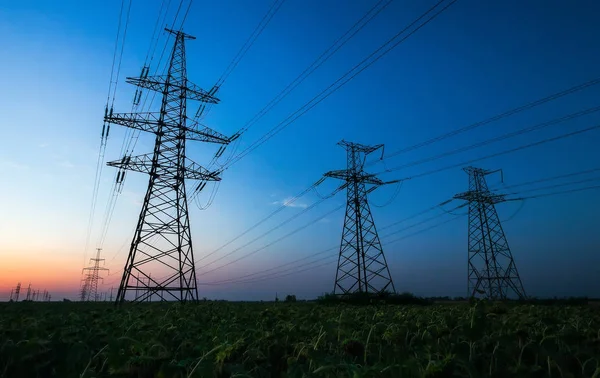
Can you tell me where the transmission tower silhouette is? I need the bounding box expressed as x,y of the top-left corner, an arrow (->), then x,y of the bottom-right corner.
454,166 -> 527,300
104,28 -> 232,304
10,282 -> 21,301
81,248 -> 109,302
324,140 -> 398,296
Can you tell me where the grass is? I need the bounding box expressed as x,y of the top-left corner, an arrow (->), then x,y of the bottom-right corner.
1,300 -> 599,377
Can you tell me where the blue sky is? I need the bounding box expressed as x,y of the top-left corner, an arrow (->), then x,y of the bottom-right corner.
0,0 -> 599,300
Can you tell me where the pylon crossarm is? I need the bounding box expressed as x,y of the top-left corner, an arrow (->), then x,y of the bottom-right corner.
125,75 -> 220,104
324,170 -> 384,185
107,154 -> 221,181
106,111 -> 230,143
185,119 -> 231,144
105,112 -> 162,133
185,80 -> 221,103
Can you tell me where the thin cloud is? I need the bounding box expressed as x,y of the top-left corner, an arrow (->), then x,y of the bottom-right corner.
271,197 -> 308,209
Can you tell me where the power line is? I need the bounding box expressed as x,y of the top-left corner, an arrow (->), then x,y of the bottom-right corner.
378,105 -> 600,174
504,176 -> 600,196
190,0 -> 394,203
197,184 -> 346,270
195,177 -> 327,263
509,184 -> 600,201
94,1 -> 194,251
199,198 -> 460,285
219,0 -> 458,171
83,0 -> 133,269
215,0 -> 286,88
217,0 -> 393,145
199,202 -> 346,276
198,169 -> 600,287
395,124 -> 600,182
200,208 -> 463,286
367,77 -> 600,167
498,167 -> 600,190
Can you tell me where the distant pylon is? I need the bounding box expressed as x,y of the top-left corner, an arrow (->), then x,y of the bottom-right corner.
11,282 -> 21,301
324,140 -> 398,296
81,248 -> 109,301
104,28 -> 234,304
25,283 -> 31,301
454,166 -> 527,300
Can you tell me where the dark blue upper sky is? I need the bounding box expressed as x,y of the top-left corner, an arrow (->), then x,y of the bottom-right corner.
0,0 -> 599,300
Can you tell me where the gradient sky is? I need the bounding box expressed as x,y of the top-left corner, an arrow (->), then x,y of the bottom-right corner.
1,0 -> 599,301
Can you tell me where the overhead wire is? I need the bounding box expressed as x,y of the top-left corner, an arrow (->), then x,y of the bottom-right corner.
208,0 -> 394,168
190,0 -> 390,207
198,202 -> 346,276
508,184 -> 600,201
196,183 -> 347,270
200,197 -> 459,285
195,177 -> 327,263
393,124 -> 600,182
504,176 -> 600,197
95,0 -> 193,250
217,0 -> 458,172
82,0 -> 131,269
201,168 -> 600,286
377,105 -> 600,174
367,77 -> 600,167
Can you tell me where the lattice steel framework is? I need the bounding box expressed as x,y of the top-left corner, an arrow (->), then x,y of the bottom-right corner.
105,29 -> 232,303
81,248 -> 109,301
454,166 -> 527,300
325,140 -> 397,296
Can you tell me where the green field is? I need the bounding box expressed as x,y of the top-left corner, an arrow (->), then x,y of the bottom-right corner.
1,301 -> 599,377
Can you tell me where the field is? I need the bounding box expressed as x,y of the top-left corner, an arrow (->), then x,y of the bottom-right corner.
1,301 -> 599,377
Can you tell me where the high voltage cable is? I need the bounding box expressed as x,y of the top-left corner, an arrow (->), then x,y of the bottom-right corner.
200,197 -> 458,285
196,177 -> 327,263
211,0 -> 393,166
196,183 -> 346,270
504,176 -> 600,197
200,170 -> 600,286
190,0 -> 392,203
509,184 -> 600,201
203,246 -> 338,285
367,77 -> 600,167
380,203 -> 467,239
201,206 -> 462,285
83,0 -> 132,268
498,167 -> 600,190
215,0 -> 286,88
199,203 -> 346,276
218,0 -> 458,172
110,0 -> 134,108
95,0 -> 192,250
378,105 -> 600,174
394,124 -> 600,182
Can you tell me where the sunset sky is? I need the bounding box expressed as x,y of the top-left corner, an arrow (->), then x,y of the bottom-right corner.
1,0 -> 599,301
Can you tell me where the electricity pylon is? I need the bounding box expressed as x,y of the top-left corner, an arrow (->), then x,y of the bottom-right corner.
10,282 -> 21,301
105,28 -> 233,304
325,140 -> 398,296
454,166 -> 527,300
81,248 -> 109,301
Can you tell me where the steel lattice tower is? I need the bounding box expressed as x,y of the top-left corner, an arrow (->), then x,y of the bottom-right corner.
325,140 -> 397,296
454,166 -> 527,300
81,248 -> 109,301
105,29 -> 232,304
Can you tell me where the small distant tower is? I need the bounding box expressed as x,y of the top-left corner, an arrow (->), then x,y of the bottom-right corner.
10,282 -> 21,301
454,167 -> 527,300
25,283 -> 32,301
81,248 -> 110,301
324,140 -> 398,296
